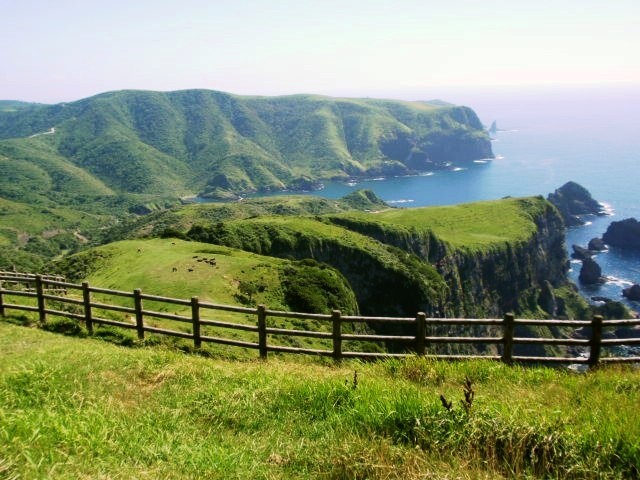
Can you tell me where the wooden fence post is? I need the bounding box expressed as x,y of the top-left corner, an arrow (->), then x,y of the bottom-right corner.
0,278 -> 4,317
35,274 -> 46,324
191,296 -> 201,349
133,289 -> 145,340
502,313 -> 515,365
588,315 -> 603,368
257,304 -> 267,359
415,312 -> 426,355
332,310 -> 342,361
82,282 -> 93,335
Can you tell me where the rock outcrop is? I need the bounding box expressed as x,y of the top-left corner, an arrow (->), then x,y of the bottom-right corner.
538,280 -> 558,316
588,237 -> 607,251
602,218 -> 640,249
571,244 -> 593,260
579,257 -> 605,284
547,181 -> 605,227
623,284 -> 640,301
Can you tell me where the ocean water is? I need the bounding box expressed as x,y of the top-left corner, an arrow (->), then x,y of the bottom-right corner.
255,84 -> 640,309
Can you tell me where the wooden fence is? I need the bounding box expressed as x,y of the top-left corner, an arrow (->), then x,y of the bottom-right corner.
1,271 -> 639,367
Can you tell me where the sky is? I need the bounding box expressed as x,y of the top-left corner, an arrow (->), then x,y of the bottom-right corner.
1,0 -> 639,103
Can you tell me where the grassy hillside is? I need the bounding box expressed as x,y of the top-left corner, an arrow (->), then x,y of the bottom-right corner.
51,238 -> 358,316
330,196 -> 549,252
0,196 -> 117,271
0,189 -> 386,276
0,89 -> 492,202
114,194 -> 572,318
1,321 -> 638,479
184,215 -> 448,317
0,100 -> 42,112
102,189 -> 389,242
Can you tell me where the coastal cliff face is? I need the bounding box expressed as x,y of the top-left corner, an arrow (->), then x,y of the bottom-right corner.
187,196 -> 568,318
438,202 -> 567,316
186,219 -> 448,317
326,198 -> 568,317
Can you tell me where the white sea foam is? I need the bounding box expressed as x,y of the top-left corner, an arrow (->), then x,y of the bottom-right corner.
419,171 -> 434,176
600,202 -> 615,215
452,167 -> 466,172
605,276 -> 634,287
387,199 -> 415,204
473,160 -> 489,164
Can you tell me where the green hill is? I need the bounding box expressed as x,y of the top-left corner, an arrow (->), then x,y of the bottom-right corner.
0,100 -> 43,112
52,238 -> 358,315
0,89 -> 492,202
100,194 -> 579,322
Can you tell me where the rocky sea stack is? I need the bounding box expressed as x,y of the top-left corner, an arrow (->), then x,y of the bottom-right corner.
547,181 -> 606,227
579,257 -> 605,285
588,237 -> 607,251
622,284 -> 640,302
602,218 -> 640,249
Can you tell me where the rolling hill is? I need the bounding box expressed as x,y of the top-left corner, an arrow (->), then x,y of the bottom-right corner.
0,89 -> 492,202
0,89 -> 492,271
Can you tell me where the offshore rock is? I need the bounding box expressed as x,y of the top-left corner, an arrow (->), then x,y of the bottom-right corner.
602,218 -> 640,249
622,284 -> 640,301
588,237 -> 607,251
571,244 -> 593,260
547,181 -> 605,227
579,257 -> 605,285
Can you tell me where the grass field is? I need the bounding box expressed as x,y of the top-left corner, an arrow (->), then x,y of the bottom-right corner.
47,238 -> 289,308
1,321 -> 638,479
335,196 -> 551,252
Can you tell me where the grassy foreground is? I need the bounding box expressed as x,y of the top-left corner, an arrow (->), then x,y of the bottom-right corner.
1,321 -> 639,479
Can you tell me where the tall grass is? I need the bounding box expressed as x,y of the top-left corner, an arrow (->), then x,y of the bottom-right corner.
1,320 -> 638,479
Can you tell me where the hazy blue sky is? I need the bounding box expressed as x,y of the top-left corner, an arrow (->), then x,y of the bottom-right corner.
1,0 -> 639,103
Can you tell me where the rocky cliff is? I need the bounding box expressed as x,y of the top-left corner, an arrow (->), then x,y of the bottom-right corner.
185,196 -> 568,320
326,197 -> 568,317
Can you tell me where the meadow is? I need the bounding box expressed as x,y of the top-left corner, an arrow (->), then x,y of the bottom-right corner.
1,320 -> 638,479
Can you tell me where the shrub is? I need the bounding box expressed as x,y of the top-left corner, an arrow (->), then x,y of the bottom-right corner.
41,317 -> 86,337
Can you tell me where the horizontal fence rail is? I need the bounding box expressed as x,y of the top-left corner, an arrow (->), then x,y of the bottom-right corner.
1,271 -> 639,367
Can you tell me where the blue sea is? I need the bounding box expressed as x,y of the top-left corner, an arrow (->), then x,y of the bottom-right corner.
255,84 -> 640,310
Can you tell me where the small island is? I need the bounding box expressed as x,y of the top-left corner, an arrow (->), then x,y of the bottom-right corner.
547,181 -> 607,227
602,218 -> 640,249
